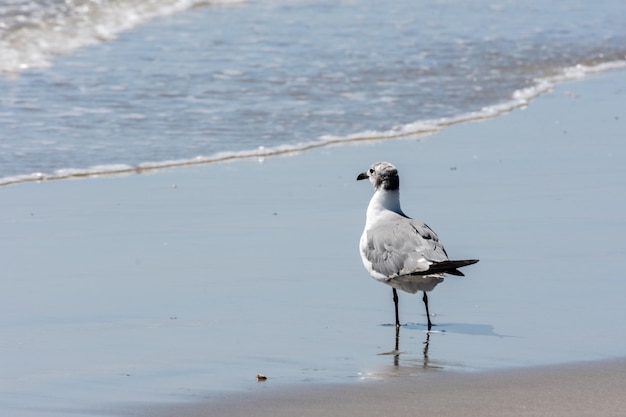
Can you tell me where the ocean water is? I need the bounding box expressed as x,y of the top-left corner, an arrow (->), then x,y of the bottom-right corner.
0,0 -> 625,186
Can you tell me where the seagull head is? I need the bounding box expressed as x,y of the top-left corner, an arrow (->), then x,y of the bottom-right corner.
357,161 -> 400,191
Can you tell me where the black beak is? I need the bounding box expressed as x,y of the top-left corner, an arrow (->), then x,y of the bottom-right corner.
356,172 -> 368,181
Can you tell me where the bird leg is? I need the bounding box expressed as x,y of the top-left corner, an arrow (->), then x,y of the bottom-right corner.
393,288 -> 400,329
422,291 -> 432,331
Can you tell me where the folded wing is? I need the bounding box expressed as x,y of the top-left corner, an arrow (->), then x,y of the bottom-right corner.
361,215 -> 452,278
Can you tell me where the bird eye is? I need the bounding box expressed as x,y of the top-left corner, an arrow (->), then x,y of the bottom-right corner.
369,168 -> 374,174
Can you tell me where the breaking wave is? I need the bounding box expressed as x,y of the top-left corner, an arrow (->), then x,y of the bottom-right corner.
0,0 -> 242,73
2,59 -> 624,187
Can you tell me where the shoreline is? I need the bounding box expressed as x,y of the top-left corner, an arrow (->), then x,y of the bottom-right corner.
140,357 -> 626,417
2,59 -> 625,188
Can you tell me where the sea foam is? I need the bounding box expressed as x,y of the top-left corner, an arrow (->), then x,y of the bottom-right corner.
2,59 -> 624,188
0,0 -> 244,74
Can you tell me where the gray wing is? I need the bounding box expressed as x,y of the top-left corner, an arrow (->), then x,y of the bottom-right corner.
362,216 -> 449,278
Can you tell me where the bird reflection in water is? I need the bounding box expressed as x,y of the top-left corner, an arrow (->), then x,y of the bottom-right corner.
379,325 -> 433,369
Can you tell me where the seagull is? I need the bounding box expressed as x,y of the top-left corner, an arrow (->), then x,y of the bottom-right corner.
357,162 -> 478,331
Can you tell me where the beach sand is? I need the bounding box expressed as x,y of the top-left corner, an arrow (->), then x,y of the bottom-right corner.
2,69 -> 626,416
146,358 -> 626,417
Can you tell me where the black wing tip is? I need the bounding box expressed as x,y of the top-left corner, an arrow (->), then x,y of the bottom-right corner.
448,259 -> 479,276
411,259 -> 479,276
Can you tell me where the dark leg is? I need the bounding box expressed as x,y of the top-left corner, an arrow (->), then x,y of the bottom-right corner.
393,288 -> 400,329
423,291 -> 432,331
394,316 -> 400,366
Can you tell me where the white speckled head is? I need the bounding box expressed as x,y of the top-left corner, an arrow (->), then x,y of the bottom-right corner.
356,161 -> 400,191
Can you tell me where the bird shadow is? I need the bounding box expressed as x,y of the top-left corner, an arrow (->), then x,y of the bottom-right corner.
406,322 -> 508,338
382,321 -> 509,338
377,322 -> 514,370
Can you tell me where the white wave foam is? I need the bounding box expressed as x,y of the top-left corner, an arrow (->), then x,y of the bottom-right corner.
2,59 -> 625,187
318,59 -> 626,143
0,0 -> 243,74
0,165 -> 137,187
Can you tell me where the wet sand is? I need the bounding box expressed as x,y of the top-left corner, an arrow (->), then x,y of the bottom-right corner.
145,358 -> 626,417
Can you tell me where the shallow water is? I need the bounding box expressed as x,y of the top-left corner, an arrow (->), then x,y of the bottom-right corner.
1,0 -> 625,184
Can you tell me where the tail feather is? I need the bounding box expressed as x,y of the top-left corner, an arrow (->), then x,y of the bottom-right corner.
411,259 -> 479,276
